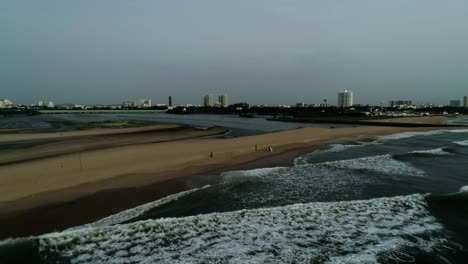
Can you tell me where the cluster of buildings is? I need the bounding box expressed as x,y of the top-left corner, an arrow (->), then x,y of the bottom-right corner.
388,100 -> 416,108
0,99 -> 13,109
3,91 -> 468,111
37,100 -> 55,108
449,96 -> 468,107
122,99 -> 152,108
203,95 -> 228,107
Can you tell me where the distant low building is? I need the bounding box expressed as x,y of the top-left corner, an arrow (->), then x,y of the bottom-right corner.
122,99 -> 152,108
38,101 -> 54,108
0,99 -> 13,108
464,96 -> 468,107
122,101 -> 133,108
450,100 -> 461,107
389,100 -> 415,108
135,99 -> 152,108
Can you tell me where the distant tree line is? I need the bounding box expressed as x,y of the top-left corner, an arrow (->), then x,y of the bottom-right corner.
167,104 -> 468,116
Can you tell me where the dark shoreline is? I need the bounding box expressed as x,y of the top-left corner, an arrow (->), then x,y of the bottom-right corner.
0,143 -> 325,239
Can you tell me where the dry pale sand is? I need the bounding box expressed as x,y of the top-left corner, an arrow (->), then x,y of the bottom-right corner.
0,125 -> 463,215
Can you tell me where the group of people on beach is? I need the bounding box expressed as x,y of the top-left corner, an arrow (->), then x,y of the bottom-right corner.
210,144 -> 273,158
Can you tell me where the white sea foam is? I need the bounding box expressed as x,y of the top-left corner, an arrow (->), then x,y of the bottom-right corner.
454,140 -> 468,146
219,154 -> 426,207
460,186 -> 468,193
221,167 -> 286,183
28,194 -> 453,264
293,141 -> 379,166
70,186 -> 211,230
378,129 -> 468,141
378,130 -> 443,140
322,154 -> 426,176
446,129 -> 468,133
410,148 -> 451,155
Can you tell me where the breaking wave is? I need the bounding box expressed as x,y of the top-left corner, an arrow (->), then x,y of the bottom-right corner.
409,148 -> 451,155
454,140 -> 468,146
321,154 -> 426,177
0,194 -> 458,264
221,167 -> 286,183
378,129 -> 468,141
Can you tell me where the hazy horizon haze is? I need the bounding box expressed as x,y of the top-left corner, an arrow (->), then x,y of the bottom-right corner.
1,0 -> 468,106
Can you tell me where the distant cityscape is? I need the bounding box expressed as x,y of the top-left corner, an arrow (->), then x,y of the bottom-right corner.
1,92 -> 468,112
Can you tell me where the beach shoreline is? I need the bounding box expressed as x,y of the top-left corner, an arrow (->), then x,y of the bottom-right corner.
0,143 -> 325,239
0,123 -> 467,239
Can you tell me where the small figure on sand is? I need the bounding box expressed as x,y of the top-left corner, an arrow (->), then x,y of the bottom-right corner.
268,146 -> 273,152
210,151 -> 213,158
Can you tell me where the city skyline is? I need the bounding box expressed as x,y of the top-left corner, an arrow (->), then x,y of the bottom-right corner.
3,92 -> 468,109
2,1 -> 468,105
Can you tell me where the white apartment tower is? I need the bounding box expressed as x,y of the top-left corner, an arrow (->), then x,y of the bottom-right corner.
204,95 -> 213,107
218,95 -> 228,107
338,90 -> 353,108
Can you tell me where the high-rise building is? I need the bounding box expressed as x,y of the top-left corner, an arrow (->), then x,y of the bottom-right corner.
450,100 -> 461,107
337,90 -> 353,108
204,95 -> 213,107
218,95 -> 228,107
464,96 -> 468,107
168,96 -> 172,107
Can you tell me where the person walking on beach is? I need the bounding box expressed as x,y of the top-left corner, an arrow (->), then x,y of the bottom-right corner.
268,146 -> 273,152
210,151 -> 213,158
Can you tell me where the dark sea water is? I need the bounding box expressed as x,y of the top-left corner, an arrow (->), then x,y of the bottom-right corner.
1,117 -> 468,263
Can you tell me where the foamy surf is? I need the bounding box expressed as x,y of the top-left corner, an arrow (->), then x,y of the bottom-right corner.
321,154 -> 426,176
0,194 -> 458,264
221,167 -> 286,183
378,129 -> 468,141
409,148 -> 451,155
454,140 -> 468,146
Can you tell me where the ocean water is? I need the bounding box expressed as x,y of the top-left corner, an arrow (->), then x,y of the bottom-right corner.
1,126 -> 468,263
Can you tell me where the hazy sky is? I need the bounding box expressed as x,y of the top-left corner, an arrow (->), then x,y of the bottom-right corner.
1,0 -> 468,105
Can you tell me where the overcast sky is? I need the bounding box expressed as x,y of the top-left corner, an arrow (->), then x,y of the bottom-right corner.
1,0 -> 468,106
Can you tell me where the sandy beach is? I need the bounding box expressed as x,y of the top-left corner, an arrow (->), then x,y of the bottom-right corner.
0,117 -> 466,238
0,125 -> 228,165
0,125 -> 463,209
364,115 -> 467,125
